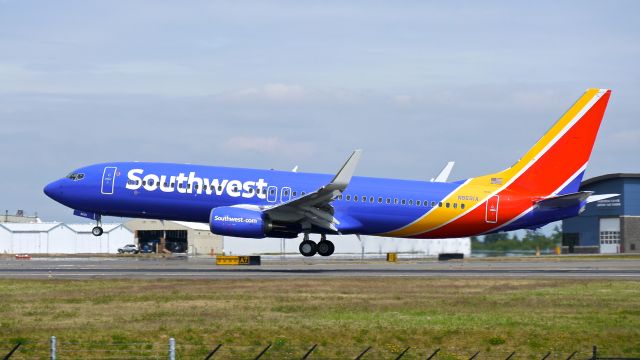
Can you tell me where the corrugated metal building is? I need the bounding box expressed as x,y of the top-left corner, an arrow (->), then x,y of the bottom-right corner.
224,235 -> 471,257
562,174 -> 640,254
0,223 -> 133,254
124,219 -> 223,255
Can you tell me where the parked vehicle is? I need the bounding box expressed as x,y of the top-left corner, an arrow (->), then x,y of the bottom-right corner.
117,244 -> 139,254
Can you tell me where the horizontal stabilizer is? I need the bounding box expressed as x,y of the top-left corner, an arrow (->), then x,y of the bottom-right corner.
534,191 -> 593,210
586,193 -> 619,203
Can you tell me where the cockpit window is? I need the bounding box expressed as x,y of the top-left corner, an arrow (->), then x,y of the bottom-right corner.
66,172 -> 85,181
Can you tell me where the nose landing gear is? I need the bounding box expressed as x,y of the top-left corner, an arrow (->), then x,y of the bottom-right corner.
298,234 -> 334,257
91,215 -> 103,237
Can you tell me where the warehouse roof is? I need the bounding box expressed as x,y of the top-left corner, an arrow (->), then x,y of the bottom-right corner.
66,224 -> 126,233
172,221 -> 209,231
0,223 -> 128,234
0,222 -> 62,232
124,219 -> 211,231
580,173 -> 640,189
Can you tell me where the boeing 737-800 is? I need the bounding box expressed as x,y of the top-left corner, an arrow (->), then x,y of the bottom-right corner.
44,88 -> 615,257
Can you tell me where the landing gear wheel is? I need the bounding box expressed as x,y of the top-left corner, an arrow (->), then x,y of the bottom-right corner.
92,226 -> 103,237
299,240 -> 317,257
317,240 -> 335,257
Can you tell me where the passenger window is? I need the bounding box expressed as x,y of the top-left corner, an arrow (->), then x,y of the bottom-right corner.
386,198 -> 391,204
394,198 -> 399,204
378,197 -> 383,203
431,201 -> 436,207
409,200 -> 413,205
194,184 -> 198,189
401,199 -> 406,205
143,181 -> 147,186
424,200 -> 429,207
438,202 -> 442,207
362,196 -> 366,203
354,196 -> 359,201
416,200 -> 421,206
338,195 -> 343,200
301,192 -> 306,196
461,203 -> 466,209
445,202 -> 450,208
369,196 -> 374,203
270,189 -> 275,195
218,186 -> 223,191
453,203 -> 457,209
284,190 -> 289,196
293,191 -> 297,197
346,195 -> 351,201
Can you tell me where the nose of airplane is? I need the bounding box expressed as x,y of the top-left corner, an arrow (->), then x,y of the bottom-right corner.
44,180 -> 63,202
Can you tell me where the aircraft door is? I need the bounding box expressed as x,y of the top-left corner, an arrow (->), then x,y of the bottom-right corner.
280,187 -> 291,203
101,166 -> 117,195
485,195 -> 499,223
267,186 -> 278,203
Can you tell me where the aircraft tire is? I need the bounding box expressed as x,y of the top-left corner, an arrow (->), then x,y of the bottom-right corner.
299,240 -> 317,257
317,240 -> 335,257
92,226 -> 103,237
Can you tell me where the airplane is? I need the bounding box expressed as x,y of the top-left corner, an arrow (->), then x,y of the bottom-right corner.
44,88 -> 616,257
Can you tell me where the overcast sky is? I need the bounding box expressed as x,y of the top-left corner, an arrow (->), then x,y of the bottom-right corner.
1,1 -> 639,224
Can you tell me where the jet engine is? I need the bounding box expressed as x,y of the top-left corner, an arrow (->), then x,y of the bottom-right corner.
209,207 -> 271,238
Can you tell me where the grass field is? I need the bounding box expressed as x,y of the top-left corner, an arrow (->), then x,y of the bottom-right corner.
1,278 -> 639,359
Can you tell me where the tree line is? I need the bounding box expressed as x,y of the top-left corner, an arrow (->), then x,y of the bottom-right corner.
471,226 -> 562,252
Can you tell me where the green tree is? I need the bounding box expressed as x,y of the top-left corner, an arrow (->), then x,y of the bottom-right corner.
484,232 -> 510,244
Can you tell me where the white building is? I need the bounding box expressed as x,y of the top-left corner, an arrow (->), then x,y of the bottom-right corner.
0,221 -> 470,257
224,235 -> 471,257
0,223 -> 133,254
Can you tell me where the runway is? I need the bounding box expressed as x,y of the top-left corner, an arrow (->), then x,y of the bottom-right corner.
1,256 -> 640,279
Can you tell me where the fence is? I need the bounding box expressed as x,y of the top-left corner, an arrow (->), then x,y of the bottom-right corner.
2,339 -> 639,360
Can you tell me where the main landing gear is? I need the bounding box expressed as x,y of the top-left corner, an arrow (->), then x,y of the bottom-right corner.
299,234 -> 335,257
92,215 -> 103,237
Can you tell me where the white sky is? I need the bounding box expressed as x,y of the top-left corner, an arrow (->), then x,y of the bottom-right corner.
1,1 -> 639,224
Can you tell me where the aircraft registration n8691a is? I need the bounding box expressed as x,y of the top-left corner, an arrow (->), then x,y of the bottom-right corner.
45,88 -> 617,257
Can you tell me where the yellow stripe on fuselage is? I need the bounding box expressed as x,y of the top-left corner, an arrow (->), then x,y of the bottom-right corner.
382,88 -> 601,237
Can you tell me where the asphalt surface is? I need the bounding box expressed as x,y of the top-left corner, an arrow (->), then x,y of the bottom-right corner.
1,256 -> 639,279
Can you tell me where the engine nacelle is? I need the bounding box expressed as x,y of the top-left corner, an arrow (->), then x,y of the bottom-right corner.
209,207 -> 270,238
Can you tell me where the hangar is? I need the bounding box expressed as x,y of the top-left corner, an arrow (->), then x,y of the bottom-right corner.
124,219 -> 223,255
0,223 -> 132,254
562,173 -> 640,254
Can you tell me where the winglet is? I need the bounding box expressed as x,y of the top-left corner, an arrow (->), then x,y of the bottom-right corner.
329,149 -> 362,190
431,161 -> 455,182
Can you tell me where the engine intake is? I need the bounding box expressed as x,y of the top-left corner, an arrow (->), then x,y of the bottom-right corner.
209,207 -> 270,238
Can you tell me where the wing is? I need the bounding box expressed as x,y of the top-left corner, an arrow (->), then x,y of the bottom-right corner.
264,149 -> 362,232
